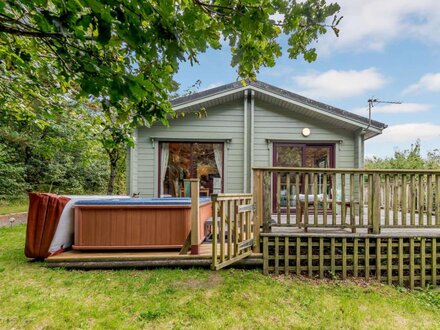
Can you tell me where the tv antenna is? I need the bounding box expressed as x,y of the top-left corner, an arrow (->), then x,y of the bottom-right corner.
364,98 -> 402,132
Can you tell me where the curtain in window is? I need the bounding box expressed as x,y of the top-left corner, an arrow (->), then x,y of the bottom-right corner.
213,144 -> 223,178
160,143 -> 169,195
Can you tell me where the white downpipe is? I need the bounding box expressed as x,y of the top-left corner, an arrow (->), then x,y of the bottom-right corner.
243,90 -> 248,193
356,129 -> 365,168
250,90 -> 255,192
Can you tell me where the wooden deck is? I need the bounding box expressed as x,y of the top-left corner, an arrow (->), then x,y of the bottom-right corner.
45,225 -> 440,270
46,243 -> 263,269
44,167 -> 440,289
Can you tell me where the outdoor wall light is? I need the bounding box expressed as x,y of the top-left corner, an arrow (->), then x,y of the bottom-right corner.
302,128 -> 311,137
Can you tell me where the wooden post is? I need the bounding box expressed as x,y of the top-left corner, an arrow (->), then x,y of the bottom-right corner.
319,238 -> 324,279
371,173 -> 381,234
211,194 -> 218,270
427,175 -> 432,226
263,236 -> 269,275
262,170 -> 272,233
253,169 -> 263,253
190,179 -> 200,255
284,237 -> 289,275
303,173 -> 309,231
277,173 -> 281,224
409,238 -> 415,290
286,174 -> 291,225
323,174 -> 328,226
437,175 -> 440,226
401,175 -> 407,226
387,238 -> 392,285
384,174 -> 390,226
353,238 -> 359,277
350,173 -> 355,232
432,238 -> 437,288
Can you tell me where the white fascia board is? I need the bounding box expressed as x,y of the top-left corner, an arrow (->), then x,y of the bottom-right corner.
172,87 -> 247,111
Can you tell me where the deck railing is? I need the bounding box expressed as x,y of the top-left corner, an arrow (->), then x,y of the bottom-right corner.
253,167 -> 440,234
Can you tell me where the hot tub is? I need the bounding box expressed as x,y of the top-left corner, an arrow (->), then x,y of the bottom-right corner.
72,198 -> 212,250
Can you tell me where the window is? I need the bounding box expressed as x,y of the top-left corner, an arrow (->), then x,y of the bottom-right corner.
273,142 -> 335,210
274,143 -> 334,168
159,142 -> 223,197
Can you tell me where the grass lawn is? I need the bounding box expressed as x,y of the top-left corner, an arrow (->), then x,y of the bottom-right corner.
0,198 -> 29,215
1,225 -> 439,329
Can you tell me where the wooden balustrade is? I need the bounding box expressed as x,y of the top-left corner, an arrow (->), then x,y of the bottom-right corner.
253,167 -> 440,233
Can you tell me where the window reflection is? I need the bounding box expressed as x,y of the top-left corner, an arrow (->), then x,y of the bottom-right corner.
273,143 -> 334,210
161,142 -> 223,197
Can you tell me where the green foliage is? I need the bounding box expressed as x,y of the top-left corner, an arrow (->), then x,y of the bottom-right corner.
415,288 -> 440,309
0,198 -> 28,215
0,0 -> 341,128
0,102 -> 110,199
0,145 -> 28,199
365,141 -> 440,170
1,0 -> 342,195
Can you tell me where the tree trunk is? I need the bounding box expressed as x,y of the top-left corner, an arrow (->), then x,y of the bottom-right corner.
107,154 -> 118,195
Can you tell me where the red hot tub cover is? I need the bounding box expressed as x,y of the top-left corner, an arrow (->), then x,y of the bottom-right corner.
25,193 -> 70,259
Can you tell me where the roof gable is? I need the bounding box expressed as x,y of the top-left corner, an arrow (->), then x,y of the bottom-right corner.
171,80 -> 387,138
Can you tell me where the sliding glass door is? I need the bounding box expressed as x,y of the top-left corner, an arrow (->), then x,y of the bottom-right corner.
159,142 -> 223,197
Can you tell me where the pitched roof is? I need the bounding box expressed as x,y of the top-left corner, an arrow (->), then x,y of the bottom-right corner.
171,80 -> 387,137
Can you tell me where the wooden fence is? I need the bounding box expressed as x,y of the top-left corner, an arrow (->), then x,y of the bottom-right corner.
253,168 -> 440,234
262,234 -> 439,289
211,193 -> 254,270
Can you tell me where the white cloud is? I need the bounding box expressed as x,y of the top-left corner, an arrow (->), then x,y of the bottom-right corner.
270,13 -> 285,24
351,103 -> 432,115
318,0 -> 440,53
374,123 -> 440,143
402,73 -> 440,94
292,68 -> 387,99
366,122 -> 440,157
260,65 -> 294,78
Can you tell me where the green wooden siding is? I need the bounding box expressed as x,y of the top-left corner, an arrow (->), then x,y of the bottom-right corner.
253,99 -> 357,169
134,100 -> 245,197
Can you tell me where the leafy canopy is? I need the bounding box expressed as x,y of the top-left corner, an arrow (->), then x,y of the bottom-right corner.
0,0 -> 341,127
0,101 -> 114,199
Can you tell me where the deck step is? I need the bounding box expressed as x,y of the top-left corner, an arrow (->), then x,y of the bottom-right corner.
45,251 -> 263,269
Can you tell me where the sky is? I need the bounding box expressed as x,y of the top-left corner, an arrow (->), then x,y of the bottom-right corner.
174,0 -> 440,159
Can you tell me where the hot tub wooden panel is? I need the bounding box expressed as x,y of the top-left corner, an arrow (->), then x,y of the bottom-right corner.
73,203 -> 210,250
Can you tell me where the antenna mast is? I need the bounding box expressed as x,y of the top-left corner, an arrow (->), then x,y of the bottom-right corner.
364,98 -> 402,132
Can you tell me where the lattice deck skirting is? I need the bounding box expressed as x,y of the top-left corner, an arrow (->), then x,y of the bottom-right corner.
262,234 -> 439,289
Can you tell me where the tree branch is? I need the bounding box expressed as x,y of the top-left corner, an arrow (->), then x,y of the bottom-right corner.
0,24 -> 64,38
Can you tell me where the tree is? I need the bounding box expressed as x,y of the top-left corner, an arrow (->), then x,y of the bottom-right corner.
1,0 -> 341,194
94,100 -> 134,194
0,101 -> 110,199
1,0 -> 341,125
